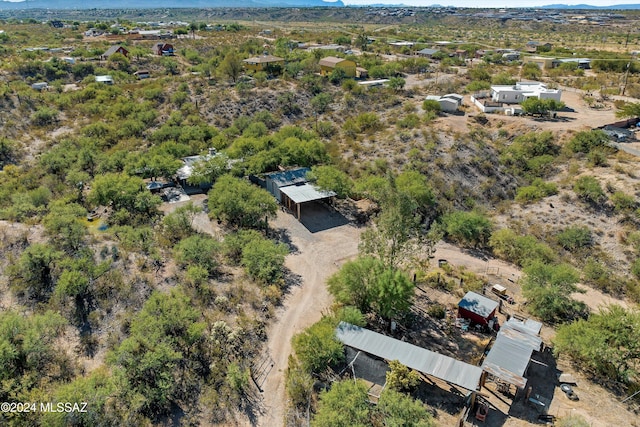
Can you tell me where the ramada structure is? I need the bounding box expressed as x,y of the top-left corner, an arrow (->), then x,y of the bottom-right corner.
254,167 -> 336,220
335,315 -> 543,405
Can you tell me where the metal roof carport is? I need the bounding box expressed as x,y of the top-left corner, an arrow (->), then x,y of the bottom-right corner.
279,183 -> 336,220
335,322 -> 483,392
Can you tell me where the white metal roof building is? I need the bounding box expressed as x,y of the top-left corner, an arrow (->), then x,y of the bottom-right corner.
336,322 -> 483,392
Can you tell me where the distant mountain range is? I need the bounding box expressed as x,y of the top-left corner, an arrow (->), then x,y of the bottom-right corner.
0,0 -> 345,9
1,0 -> 640,10
540,3 -> 640,9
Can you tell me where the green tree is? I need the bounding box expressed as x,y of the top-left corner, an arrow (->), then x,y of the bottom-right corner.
521,98 -> 565,116
312,380 -> 371,427
220,51 -> 243,83
108,288 -> 206,418
440,210 -> 493,248
89,172 -> 161,219
422,99 -> 442,113
307,165 -> 353,198
554,305 -> 640,383
377,389 -> 435,427
359,174 -> 435,269
310,92 -> 333,115
388,76 -> 406,91
0,310 -> 69,397
490,228 -> 556,266
328,257 -> 414,324
522,62 -> 542,80
567,130 -> 609,154
292,316 -> 344,373
43,201 -> 87,252
207,175 -> 277,228
241,237 -> 289,285
522,261 -> 587,323
187,154 -> 229,187
328,256 -> 381,313
174,235 -> 220,275
161,202 -> 201,244
41,368 -> 118,427
9,243 -> 61,302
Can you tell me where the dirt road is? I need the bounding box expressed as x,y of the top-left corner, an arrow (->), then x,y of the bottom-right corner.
255,211 -> 362,427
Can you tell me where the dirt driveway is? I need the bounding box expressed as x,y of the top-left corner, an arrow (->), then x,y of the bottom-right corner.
255,211 -> 362,427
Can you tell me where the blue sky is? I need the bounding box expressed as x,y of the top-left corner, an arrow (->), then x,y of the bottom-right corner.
339,0 -> 638,6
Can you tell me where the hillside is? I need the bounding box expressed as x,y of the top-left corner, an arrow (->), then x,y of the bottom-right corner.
0,13 -> 639,427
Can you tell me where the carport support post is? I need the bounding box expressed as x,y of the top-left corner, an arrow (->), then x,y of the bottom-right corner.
297,203 -> 301,220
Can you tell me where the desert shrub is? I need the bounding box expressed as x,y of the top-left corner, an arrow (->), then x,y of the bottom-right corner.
611,191 -> 637,213
31,106 -> 58,126
556,225 -> 592,251
355,112 -> 382,133
292,316 -> 344,373
567,129 -> 609,154
422,99 -> 441,113
489,228 -> 556,266
440,210 -> 493,248
515,179 -> 558,204
522,261 -> 587,323
241,237 -> 289,285
174,235 -> 220,275
386,360 -> 421,392
573,175 -> 606,205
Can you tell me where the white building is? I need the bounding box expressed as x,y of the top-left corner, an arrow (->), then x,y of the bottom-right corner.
425,93 -> 464,113
490,82 -> 561,104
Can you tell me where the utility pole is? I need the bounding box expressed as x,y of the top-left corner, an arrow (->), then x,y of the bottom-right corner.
621,61 -> 631,96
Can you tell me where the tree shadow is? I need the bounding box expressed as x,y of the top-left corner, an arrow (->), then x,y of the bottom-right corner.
269,226 -> 299,254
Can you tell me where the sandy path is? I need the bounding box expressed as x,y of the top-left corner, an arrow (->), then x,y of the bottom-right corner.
255,212 -> 362,427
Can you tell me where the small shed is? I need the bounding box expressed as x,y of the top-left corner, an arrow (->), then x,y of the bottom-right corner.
134,70 -> 150,79
31,82 -> 49,91
95,75 -> 114,85
458,291 -> 498,326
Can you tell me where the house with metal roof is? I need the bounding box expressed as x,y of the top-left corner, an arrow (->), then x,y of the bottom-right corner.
318,56 -> 357,78
458,291 -> 499,326
417,48 -> 440,58
242,54 -> 285,73
100,45 -> 129,60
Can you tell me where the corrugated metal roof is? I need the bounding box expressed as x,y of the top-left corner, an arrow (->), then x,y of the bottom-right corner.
336,322 -> 482,391
458,292 -> 499,319
481,318 -> 543,388
265,168 -> 310,188
280,183 -> 335,204
417,48 -> 439,55
243,55 -> 284,64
